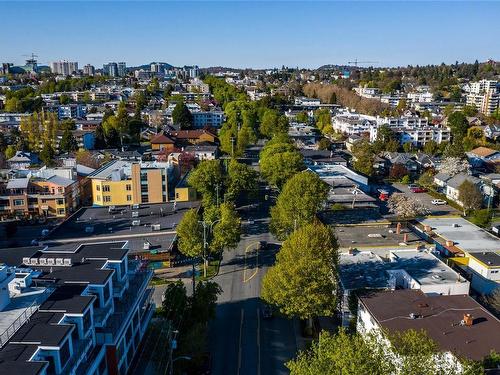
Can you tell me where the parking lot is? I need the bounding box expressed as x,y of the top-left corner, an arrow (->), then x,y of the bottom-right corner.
391,183 -> 460,216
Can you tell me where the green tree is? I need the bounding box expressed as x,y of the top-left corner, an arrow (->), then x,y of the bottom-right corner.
259,138 -> 304,188
270,171 -> 329,240
210,203 -> 241,252
172,101 -> 194,129
261,223 -> 339,330
59,129 -> 78,153
458,180 -> 483,215
287,329 -> 390,375
39,141 -> 55,166
176,208 -> 204,259
59,94 -> 70,104
417,171 -> 435,189
295,111 -> 309,123
161,280 -> 188,322
94,124 -> 107,149
352,140 -> 375,176
226,159 -> 258,202
314,109 -> 333,135
187,160 -> 224,205
448,111 -> 469,143
4,97 -> 21,112
5,145 -> 16,159
423,140 -> 439,155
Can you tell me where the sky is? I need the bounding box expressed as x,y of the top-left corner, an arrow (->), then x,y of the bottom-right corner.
1,1 -> 499,69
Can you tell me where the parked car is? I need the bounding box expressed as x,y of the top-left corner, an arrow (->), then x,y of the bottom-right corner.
408,184 -> 418,190
431,199 -> 447,205
410,186 -> 428,193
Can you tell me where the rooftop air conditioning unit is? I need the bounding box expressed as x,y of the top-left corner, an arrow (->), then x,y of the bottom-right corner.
47,258 -> 55,266
39,258 -> 47,266
132,204 -> 140,209
151,224 -> 161,231
30,259 -> 38,265
63,259 -> 72,266
143,241 -> 151,250
56,258 -> 64,266
132,220 -> 141,226
22,257 -> 30,265
85,226 -> 94,233
132,211 -> 139,218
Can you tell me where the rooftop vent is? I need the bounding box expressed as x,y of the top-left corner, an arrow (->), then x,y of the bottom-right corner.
132,220 -> 141,226
463,314 -> 473,327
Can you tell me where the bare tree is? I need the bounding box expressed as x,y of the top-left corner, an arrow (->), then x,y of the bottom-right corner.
458,180 -> 483,215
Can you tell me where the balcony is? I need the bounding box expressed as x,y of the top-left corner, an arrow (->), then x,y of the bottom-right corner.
95,269 -> 152,344
61,336 -> 93,375
94,301 -> 113,327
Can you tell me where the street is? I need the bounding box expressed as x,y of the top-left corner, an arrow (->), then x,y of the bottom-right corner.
209,200 -> 298,375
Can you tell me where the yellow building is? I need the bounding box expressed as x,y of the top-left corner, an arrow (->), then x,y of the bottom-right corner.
174,172 -> 197,202
89,160 -> 172,206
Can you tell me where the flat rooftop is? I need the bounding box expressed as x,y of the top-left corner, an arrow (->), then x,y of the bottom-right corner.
0,287 -> 50,343
334,225 -> 422,249
48,201 -> 199,242
469,251 -> 500,267
339,249 -> 466,291
418,217 -> 500,254
359,290 -> 500,361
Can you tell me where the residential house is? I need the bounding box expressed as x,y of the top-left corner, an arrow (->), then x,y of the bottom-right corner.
7,151 -> 40,169
184,145 -> 218,161
150,131 -> 176,152
170,129 -> 218,146
445,174 -> 482,205
357,290 -> 500,365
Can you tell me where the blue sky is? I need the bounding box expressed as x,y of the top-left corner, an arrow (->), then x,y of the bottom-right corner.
2,1 -> 499,69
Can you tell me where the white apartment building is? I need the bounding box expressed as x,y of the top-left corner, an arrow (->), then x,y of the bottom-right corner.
294,97 -> 321,106
51,61 -> 78,76
353,87 -> 381,98
465,79 -> 500,115
332,112 -> 377,135
407,91 -> 433,103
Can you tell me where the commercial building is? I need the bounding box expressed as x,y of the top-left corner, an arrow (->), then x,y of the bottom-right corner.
103,63 -> 118,77
339,248 -> 470,326
50,61 -> 78,76
88,160 -> 174,206
0,240 -> 154,375
117,62 -> 127,78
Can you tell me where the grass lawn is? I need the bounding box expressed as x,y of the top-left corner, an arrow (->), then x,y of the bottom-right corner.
195,259 -> 221,281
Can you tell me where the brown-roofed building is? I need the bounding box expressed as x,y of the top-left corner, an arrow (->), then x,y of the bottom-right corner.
171,129 -> 218,145
150,131 -> 176,151
469,146 -> 500,160
357,289 -> 500,362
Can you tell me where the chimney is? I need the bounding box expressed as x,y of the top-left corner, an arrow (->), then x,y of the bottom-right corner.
424,225 -> 432,233
463,314 -> 473,326
396,222 -> 402,235
403,233 -> 408,243
446,240 -> 454,247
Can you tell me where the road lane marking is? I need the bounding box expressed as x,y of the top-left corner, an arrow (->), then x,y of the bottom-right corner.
257,308 -> 261,375
243,242 -> 260,283
237,308 -> 244,375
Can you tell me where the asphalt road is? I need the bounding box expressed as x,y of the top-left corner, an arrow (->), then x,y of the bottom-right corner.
209,201 -> 298,375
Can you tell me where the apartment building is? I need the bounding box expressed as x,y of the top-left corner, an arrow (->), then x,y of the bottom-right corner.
465,79 -> 500,115
332,112 -> 376,135
50,61 -> 79,76
83,64 -> 95,76
89,160 -> 173,206
0,240 -> 154,375
0,168 -> 81,219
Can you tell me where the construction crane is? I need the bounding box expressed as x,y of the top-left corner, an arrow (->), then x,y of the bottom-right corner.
347,59 -> 379,67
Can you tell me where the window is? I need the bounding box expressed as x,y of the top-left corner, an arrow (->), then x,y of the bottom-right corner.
96,185 -> 100,191
126,195 -> 132,201
57,199 -> 64,205
103,196 -> 111,203
96,195 -> 101,202
103,185 -> 110,192
126,184 -> 131,191
14,199 -> 24,206
59,339 -> 71,369
57,208 -> 65,215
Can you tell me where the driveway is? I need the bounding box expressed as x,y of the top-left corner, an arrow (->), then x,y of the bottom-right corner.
391,183 -> 460,216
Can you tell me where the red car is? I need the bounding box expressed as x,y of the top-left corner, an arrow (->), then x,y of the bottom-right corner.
410,186 -> 427,193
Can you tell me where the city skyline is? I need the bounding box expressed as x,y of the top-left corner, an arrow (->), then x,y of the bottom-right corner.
2,1 -> 499,69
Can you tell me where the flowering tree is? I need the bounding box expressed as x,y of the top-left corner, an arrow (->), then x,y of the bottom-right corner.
437,157 -> 468,176
387,193 -> 429,219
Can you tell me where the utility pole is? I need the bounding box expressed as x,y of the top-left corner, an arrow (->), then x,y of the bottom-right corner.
230,137 -> 235,157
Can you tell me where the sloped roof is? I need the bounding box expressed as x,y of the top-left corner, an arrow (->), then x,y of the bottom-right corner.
6,178 -> 30,189
469,146 -> 498,158
150,131 -> 175,144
